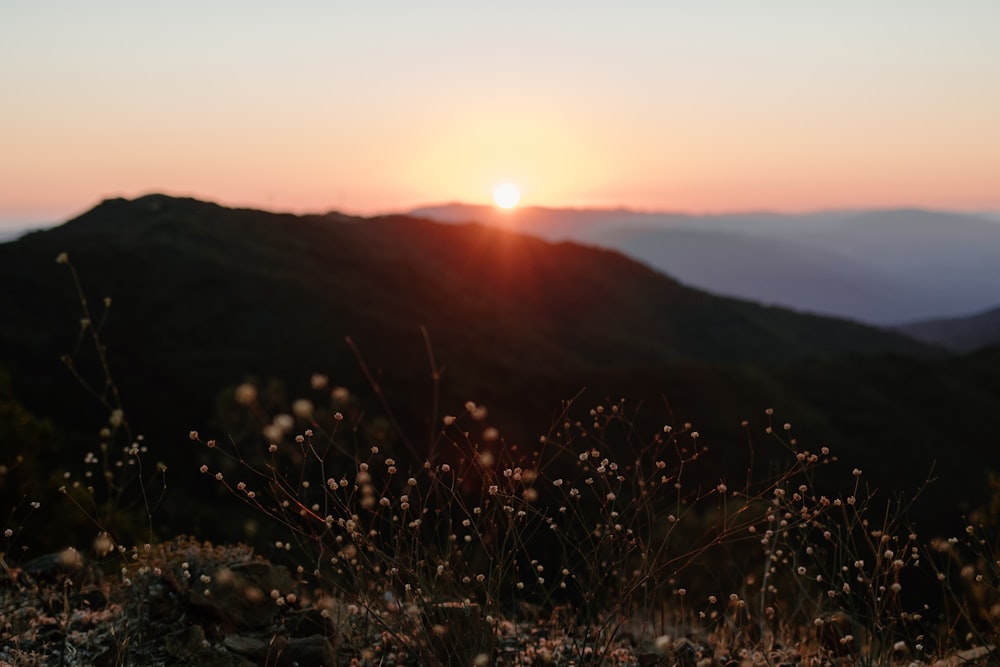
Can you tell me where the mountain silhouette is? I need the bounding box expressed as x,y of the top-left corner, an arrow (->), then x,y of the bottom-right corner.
2,194 -> 998,543
898,304 -> 1000,351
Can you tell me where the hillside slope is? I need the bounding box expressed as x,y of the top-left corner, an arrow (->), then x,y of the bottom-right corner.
2,194 -> 997,543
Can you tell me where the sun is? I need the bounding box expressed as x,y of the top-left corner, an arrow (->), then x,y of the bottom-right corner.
493,183 -> 521,209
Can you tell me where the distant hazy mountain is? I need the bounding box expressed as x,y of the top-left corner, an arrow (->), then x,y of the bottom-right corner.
0,227 -> 38,243
897,305 -> 1000,351
410,205 -> 1000,325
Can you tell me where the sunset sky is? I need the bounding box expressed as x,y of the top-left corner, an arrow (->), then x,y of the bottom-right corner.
2,1 -> 999,230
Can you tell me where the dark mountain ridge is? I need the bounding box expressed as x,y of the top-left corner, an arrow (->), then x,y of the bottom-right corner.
2,194 -> 997,544
897,305 -> 1000,352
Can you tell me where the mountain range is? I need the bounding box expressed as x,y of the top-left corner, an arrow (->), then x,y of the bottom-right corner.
410,205 -> 1000,328
2,194 -> 999,546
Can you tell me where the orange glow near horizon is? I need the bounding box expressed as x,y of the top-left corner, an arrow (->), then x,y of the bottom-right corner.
1,4 -> 1000,227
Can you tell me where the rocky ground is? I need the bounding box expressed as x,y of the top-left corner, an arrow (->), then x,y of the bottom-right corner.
2,537 -> 996,666
0,538 -> 665,666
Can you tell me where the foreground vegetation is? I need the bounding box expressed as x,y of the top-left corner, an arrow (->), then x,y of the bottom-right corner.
3,252 -> 1000,666
5,379 -> 1000,665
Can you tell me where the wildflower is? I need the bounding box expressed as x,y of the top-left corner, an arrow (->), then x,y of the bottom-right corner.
234,383 -> 257,405
188,430 -> 199,440
199,465 -> 209,474
55,252 -> 69,264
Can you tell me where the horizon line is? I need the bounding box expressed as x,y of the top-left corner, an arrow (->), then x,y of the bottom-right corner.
3,191 -> 1000,233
